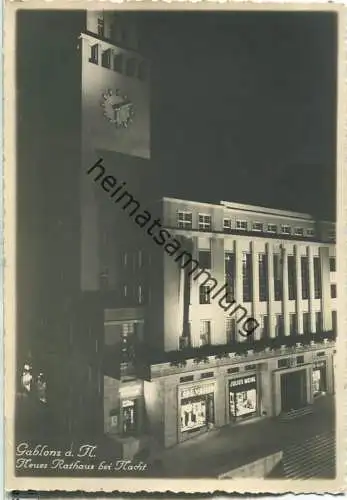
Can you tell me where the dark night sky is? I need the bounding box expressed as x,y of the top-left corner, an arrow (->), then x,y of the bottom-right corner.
140,11 -> 337,220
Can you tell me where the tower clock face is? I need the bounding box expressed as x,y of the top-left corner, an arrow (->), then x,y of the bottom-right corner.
101,89 -> 135,129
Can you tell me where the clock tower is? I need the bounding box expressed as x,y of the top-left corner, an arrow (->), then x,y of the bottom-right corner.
80,11 -> 150,291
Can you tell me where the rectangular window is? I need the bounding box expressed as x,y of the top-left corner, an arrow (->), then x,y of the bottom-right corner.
281,225 -> 291,235
297,355 -> 305,365
294,228 -> 304,236
225,252 -> 235,302
242,252 -> 252,302
223,218 -> 232,233
199,250 -> 211,269
267,224 -> 277,233
303,312 -> 310,334
332,310 -> 337,333
258,254 -> 268,302
301,256 -> 309,300
289,313 -> 297,335
236,220 -> 247,231
201,371 -> 214,379
273,254 -> 282,301
199,285 -> 211,305
138,60 -> 148,81
245,364 -> 256,371
113,53 -> 123,72
331,284 -> 337,299
314,257 -> 322,299
329,257 -> 336,272
120,322 -> 135,361
125,57 -> 136,77
227,367 -> 239,374
275,314 -> 284,337
261,315 -> 269,338
252,222 -> 263,232
315,311 -> 322,333
97,16 -> 105,37
177,211 -> 192,229
226,317 -> 236,343
307,228 -> 315,237
288,255 -> 296,301
180,375 -> 194,383
101,48 -> 111,69
278,359 -> 289,368
198,214 -> 212,231
89,44 -> 99,64
200,320 -> 211,346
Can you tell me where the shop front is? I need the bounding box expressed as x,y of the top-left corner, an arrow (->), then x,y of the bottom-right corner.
179,381 -> 215,442
312,359 -> 327,397
228,374 -> 258,422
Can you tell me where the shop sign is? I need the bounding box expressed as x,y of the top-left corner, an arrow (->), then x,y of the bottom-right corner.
180,382 -> 215,399
229,375 -> 256,389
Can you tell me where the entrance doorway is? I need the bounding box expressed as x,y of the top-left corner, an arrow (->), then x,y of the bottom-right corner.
280,370 -> 307,412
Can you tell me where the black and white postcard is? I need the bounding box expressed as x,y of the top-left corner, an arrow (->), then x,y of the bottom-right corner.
4,2 -> 346,494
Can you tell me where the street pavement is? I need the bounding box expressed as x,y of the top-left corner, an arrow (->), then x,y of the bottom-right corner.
149,395 -> 335,477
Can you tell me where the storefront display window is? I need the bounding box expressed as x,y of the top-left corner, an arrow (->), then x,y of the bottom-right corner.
121,399 -> 137,435
180,383 -> 215,433
229,375 -> 257,419
312,360 -> 327,396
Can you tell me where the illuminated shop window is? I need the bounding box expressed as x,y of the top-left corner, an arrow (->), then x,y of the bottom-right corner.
121,399 -> 137,435
180,384 -> 215,433
229,375 -> 257,419
312,360 -> 327,397
21,363 -> 33,393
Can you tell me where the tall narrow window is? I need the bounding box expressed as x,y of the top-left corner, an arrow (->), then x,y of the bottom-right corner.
315,311 -> 322,333
332,310 -> 337,333
275,314 -> 284,337
226,318 -> 236,343
199,250 -> 211,269
261,315 -> 269,338
242,252 -> 252,302
301,256 -> 309,300
97,16 -> 105,37
288,255 -> 296,301
314,257 -> 322,299
223,218 -> 232,233
329,257 -> 336,272
101,49 -> 111,69
199,285 -> 211,305
289,313 -> 297,335
331,284 -> 337,299
225,252 -> 235,303
273,254 -> 282,301
303,312 -> 310,334
258,254 -> 268,302
200,320 -> 211,346
89,44 -> 99,64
